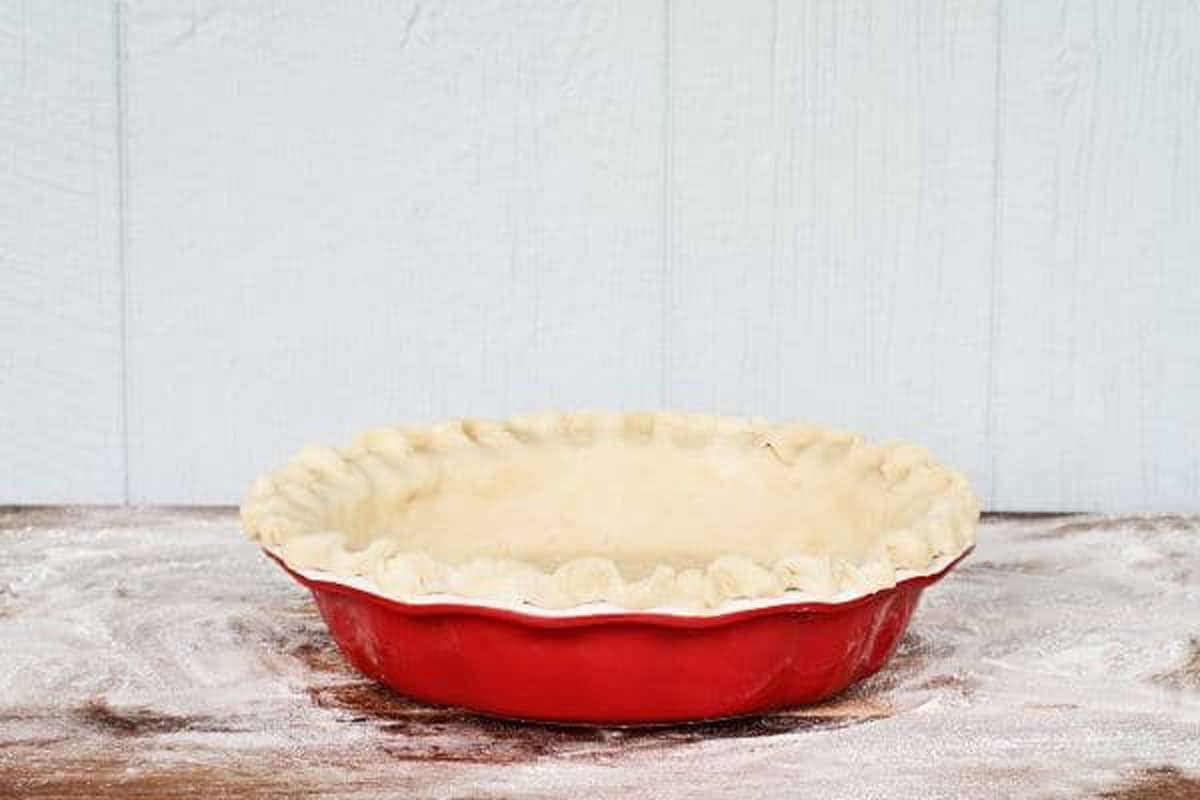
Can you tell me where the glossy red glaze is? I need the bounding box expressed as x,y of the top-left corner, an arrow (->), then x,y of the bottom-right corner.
271,550 -> 970,724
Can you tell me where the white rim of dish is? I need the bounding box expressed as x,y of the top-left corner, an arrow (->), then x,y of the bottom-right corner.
273,547 -> 967,619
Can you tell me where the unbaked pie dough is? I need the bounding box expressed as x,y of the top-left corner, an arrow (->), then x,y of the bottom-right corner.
241,412 -> 978,612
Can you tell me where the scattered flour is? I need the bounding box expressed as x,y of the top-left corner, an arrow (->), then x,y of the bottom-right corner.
0,509 -> 1197,798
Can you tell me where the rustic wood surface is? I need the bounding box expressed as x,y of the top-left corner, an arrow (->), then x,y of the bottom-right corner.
0,509 -> 1197,799
8,2 -> 1200,511
0,2 -> 125,504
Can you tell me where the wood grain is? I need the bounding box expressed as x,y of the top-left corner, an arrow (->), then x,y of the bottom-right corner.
991,0 -> 1200,511
121,0 -> 666,504
0,509 -> 1198,798
667,0 -> 998,492
0,0 -> 123,503
3,1 -> 1199,511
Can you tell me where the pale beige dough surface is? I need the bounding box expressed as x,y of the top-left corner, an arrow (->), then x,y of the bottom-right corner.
241,412 -> 979,610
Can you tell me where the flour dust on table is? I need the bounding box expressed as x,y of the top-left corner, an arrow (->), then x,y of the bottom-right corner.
0,509 -> 1197,798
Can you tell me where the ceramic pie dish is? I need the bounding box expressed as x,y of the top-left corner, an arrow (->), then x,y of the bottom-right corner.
242,411 -> 978,724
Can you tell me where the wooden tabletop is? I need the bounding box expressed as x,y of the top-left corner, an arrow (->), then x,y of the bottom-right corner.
0,509 -> 1197,799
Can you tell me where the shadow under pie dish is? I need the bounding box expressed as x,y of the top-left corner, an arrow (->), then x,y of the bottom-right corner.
242,412 -> 978,724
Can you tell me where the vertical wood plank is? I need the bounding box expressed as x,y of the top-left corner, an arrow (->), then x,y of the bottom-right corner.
0,0 -> 123,503
664,0 -> 777,415
124,0 -> 665,503
993,0 -> 1200,510
668,0 -> 999,494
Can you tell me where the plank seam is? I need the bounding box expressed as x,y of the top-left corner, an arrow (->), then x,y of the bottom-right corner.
660,0 -> 673,408
984,0 -> 1006,509
115,0 -> 131,504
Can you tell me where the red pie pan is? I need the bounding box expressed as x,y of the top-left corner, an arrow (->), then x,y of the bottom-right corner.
269,549 -> 971,725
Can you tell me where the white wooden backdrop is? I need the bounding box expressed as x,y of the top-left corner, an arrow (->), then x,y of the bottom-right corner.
2,0 -> 1198,510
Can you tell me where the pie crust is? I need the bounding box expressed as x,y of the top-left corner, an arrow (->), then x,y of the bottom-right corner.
241,412 -> 979,613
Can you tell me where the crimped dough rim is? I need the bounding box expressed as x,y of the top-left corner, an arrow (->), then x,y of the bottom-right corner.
241,411 -> 979,612
272,549 -> 972,620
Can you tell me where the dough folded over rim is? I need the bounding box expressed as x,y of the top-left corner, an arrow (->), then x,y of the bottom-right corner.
242,412 -> 978,611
